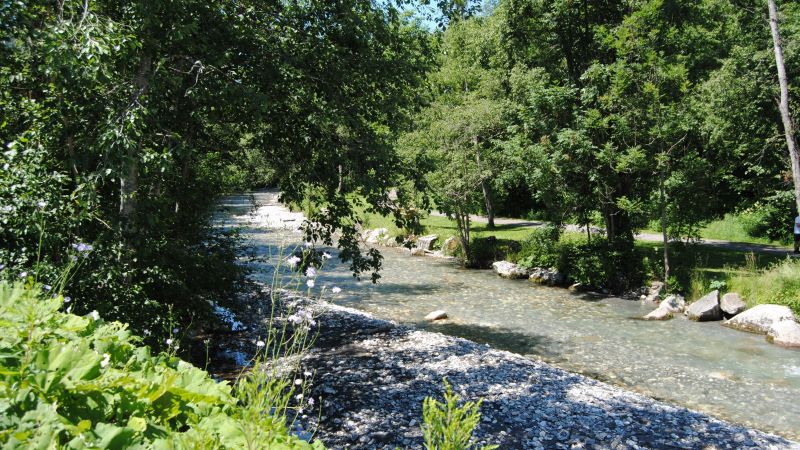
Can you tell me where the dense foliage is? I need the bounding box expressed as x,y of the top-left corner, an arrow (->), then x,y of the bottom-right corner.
400,0 -> 800,291
0,0 -> 430,342
0,282 -> 321,449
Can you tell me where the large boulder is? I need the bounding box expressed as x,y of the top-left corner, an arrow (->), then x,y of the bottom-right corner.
529,267 -> 566,286
685,290 -> 721,322
643,306 -> 673,321
491,261 -> 530,279
441,236 -> 460,256
767,320 -> 800,347
724,304 -> 796,334
659,294 -> 685,313
416,235 -> 438,251
424,310 -> 448,321
720,293 -> 746,318
642,281 -> 664,302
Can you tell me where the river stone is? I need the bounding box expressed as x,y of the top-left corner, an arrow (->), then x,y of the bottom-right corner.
410,247 -> 426,256
685,290 -> 721,321
529,267 -> 565,286
644,281 -> 664,302
643,306 -> 673,321
724,304 -> 796,334
720,293 -> 746,318
659,294 -> 685,313
492,261 -> 529,279
424,310 -> 448,321
416,235 -> 438,251
364,228 -> 389,244
767,320 -> 800,347
441,236 -> 460,256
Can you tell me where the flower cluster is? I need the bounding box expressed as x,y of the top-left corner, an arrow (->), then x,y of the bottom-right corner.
285,255 -> 301,268
71,242 -> 93,252
287,308 -> 315,327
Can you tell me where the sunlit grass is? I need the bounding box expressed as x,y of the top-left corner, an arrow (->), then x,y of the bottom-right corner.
641,214 -> 786,246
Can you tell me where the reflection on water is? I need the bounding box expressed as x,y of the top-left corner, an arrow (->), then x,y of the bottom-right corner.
218,191 -> 800,440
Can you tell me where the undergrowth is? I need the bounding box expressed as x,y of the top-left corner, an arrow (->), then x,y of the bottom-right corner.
0,281 -> 323,449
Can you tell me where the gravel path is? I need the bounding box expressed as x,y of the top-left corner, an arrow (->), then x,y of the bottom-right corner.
289,300 -> 799,450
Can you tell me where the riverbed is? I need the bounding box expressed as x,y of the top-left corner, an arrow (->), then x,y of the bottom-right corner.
217,191 -> 800,441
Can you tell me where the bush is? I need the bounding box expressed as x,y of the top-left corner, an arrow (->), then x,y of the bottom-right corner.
739,190 -> 795,243
0,281 -> 322,449
516,226 -> 565,271
727,258 -> 800,315
515,228 -> 645,292
466,236 -> 521,268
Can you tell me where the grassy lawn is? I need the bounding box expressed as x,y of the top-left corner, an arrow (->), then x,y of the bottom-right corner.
360,210 -> 536,242
641,213 -> 787,246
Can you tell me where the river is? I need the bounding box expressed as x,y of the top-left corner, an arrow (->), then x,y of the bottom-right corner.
217,191 -> 800,441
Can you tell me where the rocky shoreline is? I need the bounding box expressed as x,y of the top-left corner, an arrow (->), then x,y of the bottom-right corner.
212,287 -> 799,450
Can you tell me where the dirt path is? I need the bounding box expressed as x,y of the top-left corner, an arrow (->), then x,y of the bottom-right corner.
431,212 -> 792,256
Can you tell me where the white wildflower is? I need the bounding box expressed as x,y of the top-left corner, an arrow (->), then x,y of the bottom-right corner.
305,267 -> 317,278
166,338 -> 174,346
294,378 -> 302,385
90,310 -> 100,321
256,340 -> 265,348
306,279 -> 315,288
286,255 -> 301,268
100,353 -> 110,368
331,286 -> 342,294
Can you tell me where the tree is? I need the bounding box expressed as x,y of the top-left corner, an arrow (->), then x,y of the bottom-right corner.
768,0 -> 800,214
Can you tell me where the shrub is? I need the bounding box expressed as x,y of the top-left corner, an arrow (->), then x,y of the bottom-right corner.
515,228 -> 645,292
739,191 -> 795,243
0,281 -> 322,449
516,226 -> 563,271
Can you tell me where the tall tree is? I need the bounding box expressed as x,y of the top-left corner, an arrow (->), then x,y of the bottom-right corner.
768,0 -> 800,214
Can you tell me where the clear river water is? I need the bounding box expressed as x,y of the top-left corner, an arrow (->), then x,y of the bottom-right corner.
218,191 -> 800,441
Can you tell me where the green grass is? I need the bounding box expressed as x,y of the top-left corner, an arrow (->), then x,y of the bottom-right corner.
359,210 -> 535,244
642,213 -> 786,246
727,258 -> 800,315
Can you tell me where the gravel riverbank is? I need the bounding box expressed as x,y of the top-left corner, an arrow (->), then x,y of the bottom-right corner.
212,287 -> 799,450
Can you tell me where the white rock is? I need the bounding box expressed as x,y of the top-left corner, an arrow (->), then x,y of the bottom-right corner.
365,228 -> 389,244
685,290 -> 721,322
659,294 -> 685,313
720,293 -> 746,317
643,306 -> 673,321
416,235 -> 438,251
410,247 -> 426,256
767,320 -> 800,347
424,310 -> 448,321
644,281 -> 664,302
491,261 -> 530,279
724,304 -> 797,334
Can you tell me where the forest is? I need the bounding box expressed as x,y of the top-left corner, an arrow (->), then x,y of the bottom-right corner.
1,0 -> 799,448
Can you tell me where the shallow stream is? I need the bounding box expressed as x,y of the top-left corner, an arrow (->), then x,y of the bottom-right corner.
217,192 -> 800,440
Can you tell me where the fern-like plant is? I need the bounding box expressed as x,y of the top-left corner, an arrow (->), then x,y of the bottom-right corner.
421,379 -> 498,450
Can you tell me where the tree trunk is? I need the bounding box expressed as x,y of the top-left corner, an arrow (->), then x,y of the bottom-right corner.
120,54 -> 152,236
769,0 -> 800,214
337,164 -> 344,193
454,207 -> 471,266
659,166 -> 670,289
474,138 -> 495,229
